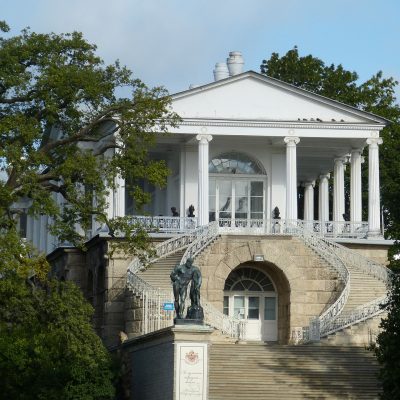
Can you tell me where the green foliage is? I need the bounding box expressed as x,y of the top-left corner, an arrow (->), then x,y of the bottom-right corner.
0,272 -> 117,400
374,273 -> 400,399
0,24 -> 179,257
261,46 -> 400,245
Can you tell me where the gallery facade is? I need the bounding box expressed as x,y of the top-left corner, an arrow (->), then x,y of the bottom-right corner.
32,52 -> 392,347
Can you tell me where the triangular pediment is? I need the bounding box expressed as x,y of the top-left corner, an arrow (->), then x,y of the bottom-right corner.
171,72 -> 387,125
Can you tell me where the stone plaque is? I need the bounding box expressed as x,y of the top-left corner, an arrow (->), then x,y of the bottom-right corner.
175,342 -> 208,400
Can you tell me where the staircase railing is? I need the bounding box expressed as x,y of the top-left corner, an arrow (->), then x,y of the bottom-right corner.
180,221 -> 219,264
126,221 -> 245,339
290,221 -> 392,339
128,228 -> 200,274
320,294 -> 389,337
289,224 -> 350,340
126,273 -> 174,334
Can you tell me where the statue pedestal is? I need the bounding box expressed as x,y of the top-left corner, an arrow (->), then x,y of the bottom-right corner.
122,324 -> 213,400
174,318 -> 204,326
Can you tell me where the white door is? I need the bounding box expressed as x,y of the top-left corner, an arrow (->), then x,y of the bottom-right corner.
226,294 -> 277,341
233,295 -> 262,340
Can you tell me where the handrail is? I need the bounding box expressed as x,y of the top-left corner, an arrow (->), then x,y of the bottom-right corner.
180,221 -> 219,264
289,220 -> 392,340
320,294 -> 389,336
128,216 -> 198,233
126,221 -> 244,339
289,223 -> 351,338
127,230 -> 197,274
126,262 -> 244,339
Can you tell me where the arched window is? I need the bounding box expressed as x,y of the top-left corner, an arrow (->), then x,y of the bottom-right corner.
209,152 -> 266,175
224,267 -> 275,292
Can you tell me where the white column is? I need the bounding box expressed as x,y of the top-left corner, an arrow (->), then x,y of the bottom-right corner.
303,181 -> 315,221
318,173 -> 330,222
333,157 -> 346,221
350,149 -> 363,222
367,138 -> 383,236
196,134 -> 213,225
114,175 -> 125,217
284,137 -> 300,220
179,145 -> 186,216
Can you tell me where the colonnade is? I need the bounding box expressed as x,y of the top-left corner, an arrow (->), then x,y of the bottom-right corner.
195,134 -> 383,237
286,136 -> 383,237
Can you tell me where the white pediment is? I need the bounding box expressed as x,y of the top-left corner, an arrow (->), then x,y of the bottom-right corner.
171,72 -> 386,125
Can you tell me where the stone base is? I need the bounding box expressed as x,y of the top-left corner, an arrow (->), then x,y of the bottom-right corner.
174,318 -> 204,326
120,325 -> 213,400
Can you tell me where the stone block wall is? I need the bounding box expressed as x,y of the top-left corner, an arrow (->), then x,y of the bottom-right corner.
195,235 -> 342,343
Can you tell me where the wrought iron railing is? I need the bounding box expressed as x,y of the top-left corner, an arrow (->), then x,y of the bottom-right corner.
126,272 -> 174,334
217,218 -> 369,239
288,224 -> 351,340
180,221 -> 219,264
126,221 -> 245,339
128,231 -> 196,274
128,216 -> 198,233
320,295 -> 389,337
289,220 -> 392,340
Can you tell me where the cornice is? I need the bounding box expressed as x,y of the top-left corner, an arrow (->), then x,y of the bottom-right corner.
178,118 -> 384,131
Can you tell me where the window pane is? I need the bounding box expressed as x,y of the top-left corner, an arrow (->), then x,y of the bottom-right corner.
219,180 -> 232,218
251,181 -> 263,196
250,197 -> 263,213
234,296 -> 245,319
209,152 -> 265,175
248,297 -> 259,320
223,296 -> 229,316
264,297 -> 276,320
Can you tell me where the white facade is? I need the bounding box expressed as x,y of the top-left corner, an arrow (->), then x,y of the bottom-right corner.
26,62 -> 389,254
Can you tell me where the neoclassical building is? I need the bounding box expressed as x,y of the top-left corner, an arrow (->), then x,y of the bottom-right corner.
30,51 -> 393,398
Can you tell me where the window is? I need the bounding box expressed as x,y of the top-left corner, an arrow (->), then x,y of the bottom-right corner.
209,152 -> 265,175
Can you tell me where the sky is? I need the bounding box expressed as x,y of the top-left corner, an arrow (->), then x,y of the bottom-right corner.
2,0 -> 400,98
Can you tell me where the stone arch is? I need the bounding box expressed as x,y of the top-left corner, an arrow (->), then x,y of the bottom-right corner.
198,235 -> 343,344
224,261 -> 290,343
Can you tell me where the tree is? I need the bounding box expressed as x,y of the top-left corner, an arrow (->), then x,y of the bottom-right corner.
261,47 -> 400,247
0,268 -> 117,400
374,272 -> 400,399
0,22 -> 179,398
0,21 -> 179,267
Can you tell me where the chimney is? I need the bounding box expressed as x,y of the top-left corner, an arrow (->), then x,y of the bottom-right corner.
213,62 -> 229,81
227,51 -> 244,76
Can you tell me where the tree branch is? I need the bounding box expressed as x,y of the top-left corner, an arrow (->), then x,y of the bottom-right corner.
38,106 -> 123,155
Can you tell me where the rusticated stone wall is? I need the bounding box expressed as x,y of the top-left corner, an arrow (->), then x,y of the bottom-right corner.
195,235 -> 342,344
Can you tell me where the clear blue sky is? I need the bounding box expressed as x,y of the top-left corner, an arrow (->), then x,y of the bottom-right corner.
2,0 -> 399,98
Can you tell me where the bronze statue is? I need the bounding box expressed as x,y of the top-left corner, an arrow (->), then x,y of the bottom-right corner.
170,257 -> 204,321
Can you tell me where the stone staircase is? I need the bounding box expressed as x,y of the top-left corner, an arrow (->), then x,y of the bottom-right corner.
209,343 -> 381,399
132,233 -> 388,345
310,248 -> 388,344
136,249 -> 186,292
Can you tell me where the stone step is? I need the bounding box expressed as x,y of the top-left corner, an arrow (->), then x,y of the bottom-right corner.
209,343 -> 381,400
137,250 -> 186,291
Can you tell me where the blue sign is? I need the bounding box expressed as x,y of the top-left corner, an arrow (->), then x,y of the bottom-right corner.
163,302 -> 174,311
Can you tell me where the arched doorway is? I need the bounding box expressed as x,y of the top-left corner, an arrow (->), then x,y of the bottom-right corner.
208,152 -> 267,224
223,265 -> 277,341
